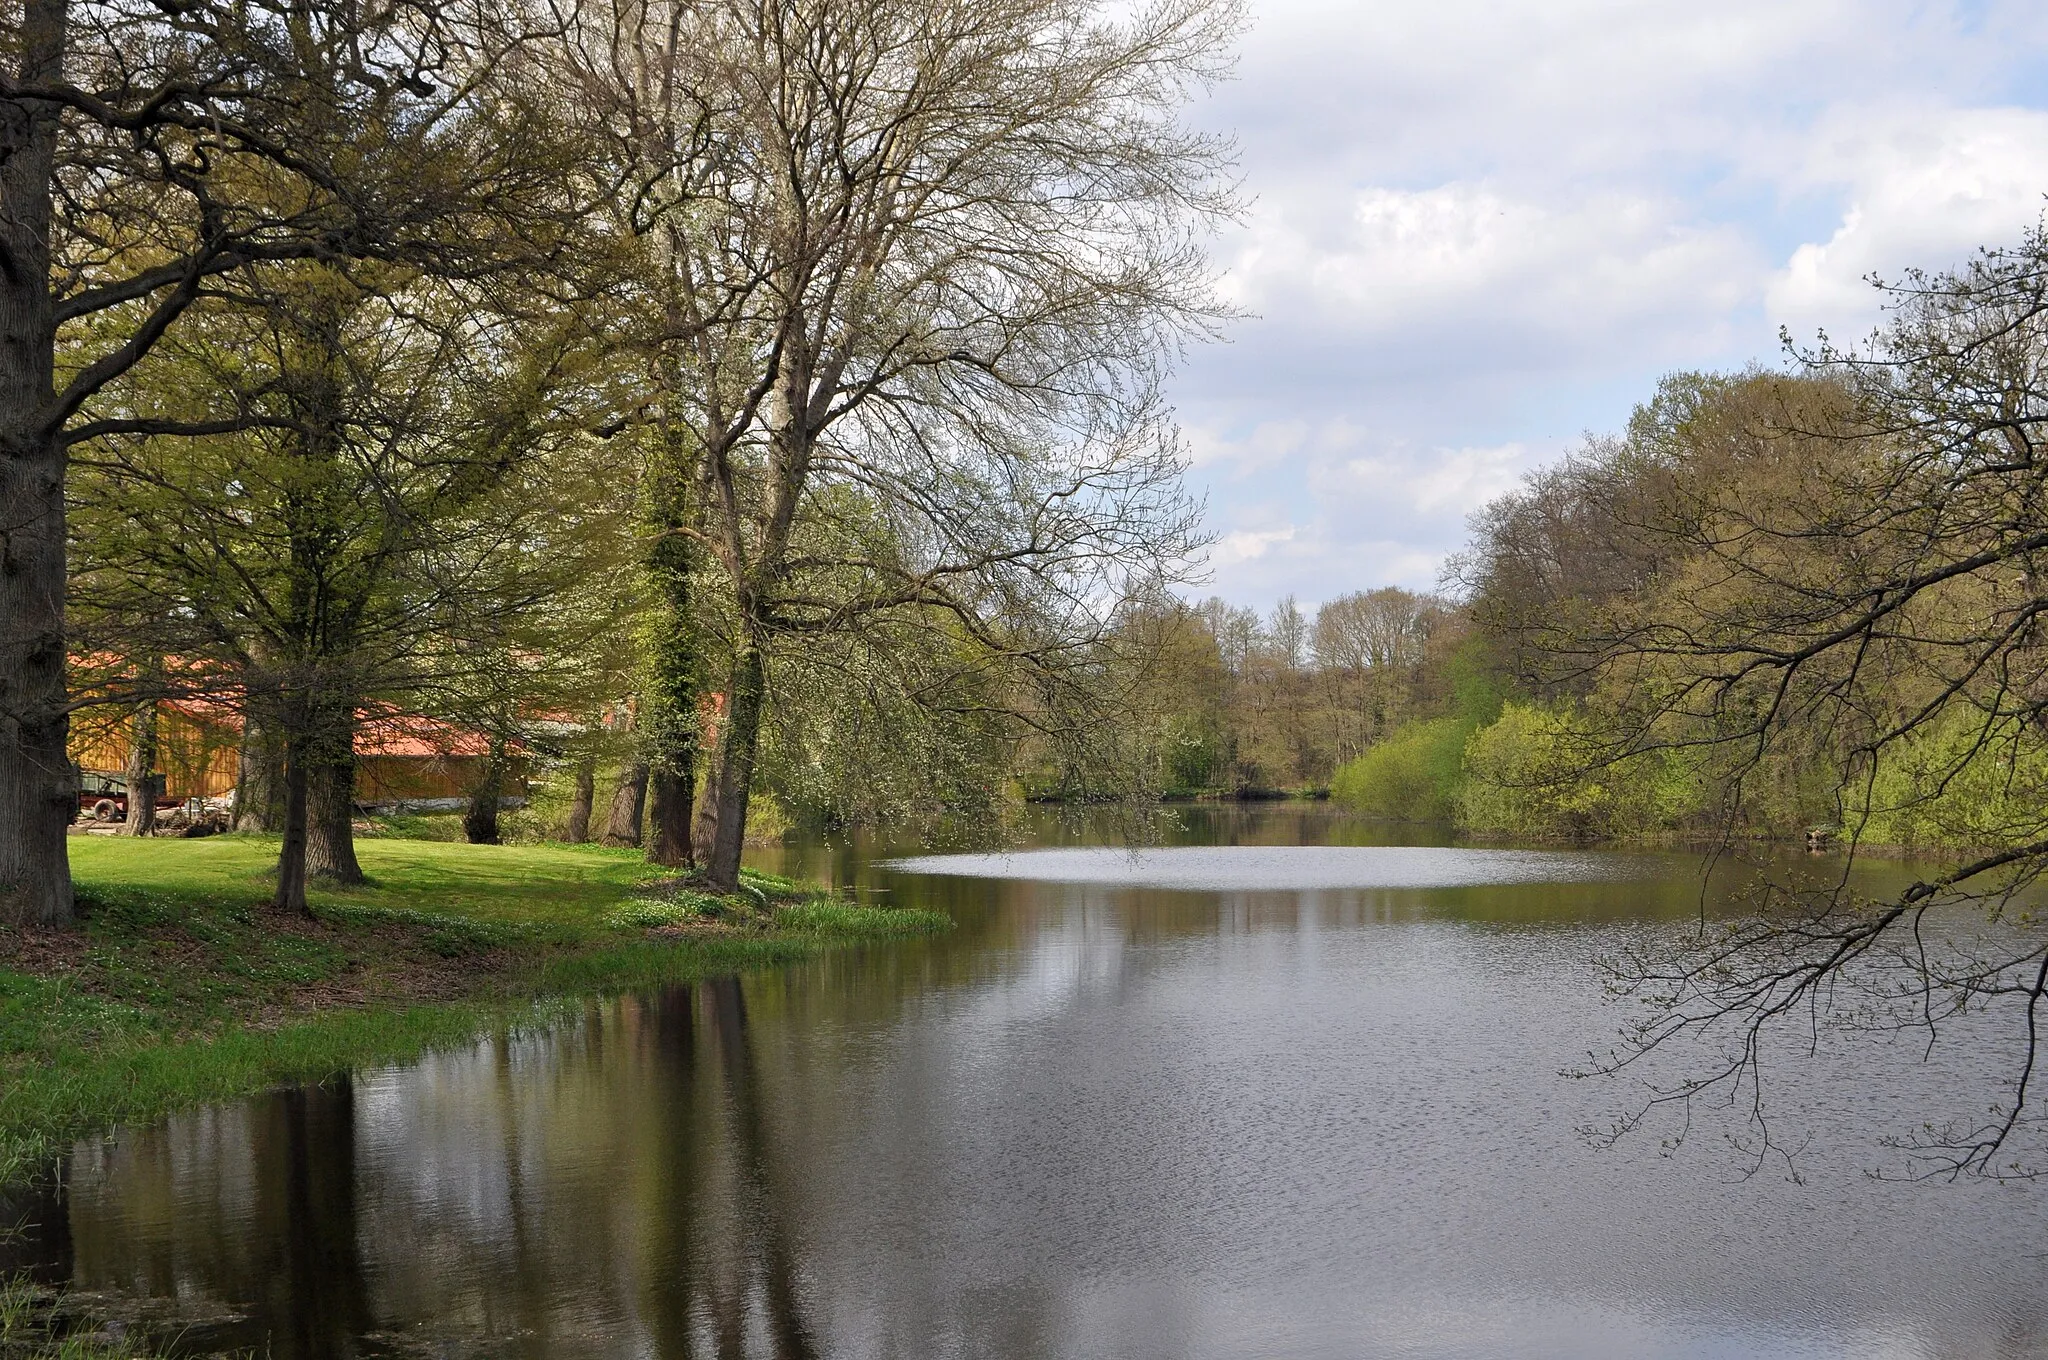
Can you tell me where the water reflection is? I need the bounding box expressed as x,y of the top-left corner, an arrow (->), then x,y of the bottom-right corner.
6,811 -> 2048,1359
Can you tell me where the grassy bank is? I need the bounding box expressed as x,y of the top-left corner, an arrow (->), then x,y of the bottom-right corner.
0,834 -> 947,1184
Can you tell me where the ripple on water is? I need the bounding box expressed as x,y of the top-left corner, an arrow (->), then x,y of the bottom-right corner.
883,844 -> 1652,891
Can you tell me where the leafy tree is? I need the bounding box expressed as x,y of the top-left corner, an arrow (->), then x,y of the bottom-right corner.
1471,228 -> 2048,1176
71,261 -> 585,911
0,0 -> 566,925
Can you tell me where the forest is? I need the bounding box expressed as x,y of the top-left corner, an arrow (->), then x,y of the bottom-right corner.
9,0 -> 2048,929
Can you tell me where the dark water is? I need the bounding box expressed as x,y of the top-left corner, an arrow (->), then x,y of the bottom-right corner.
7,808 -> 2048,1358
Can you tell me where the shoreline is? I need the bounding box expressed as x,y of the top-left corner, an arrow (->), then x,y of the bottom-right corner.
0,835 -> 947,1187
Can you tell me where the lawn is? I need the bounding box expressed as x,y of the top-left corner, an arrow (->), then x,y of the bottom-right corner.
68,833 -> 660,933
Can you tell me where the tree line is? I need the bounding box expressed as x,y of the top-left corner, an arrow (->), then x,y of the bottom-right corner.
0,0 -> 1242,927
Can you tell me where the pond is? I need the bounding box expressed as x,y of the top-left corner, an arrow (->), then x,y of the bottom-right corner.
6,808 -> 2047,1358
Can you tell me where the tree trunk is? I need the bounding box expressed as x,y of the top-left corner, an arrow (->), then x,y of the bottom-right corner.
121,702 -> 158,836
234,712 -> 286,832
692,757 -> 722,867
564,754 -> 595,843
647,766 -> 693,868
642,411 -> 699,869
601,762 -> 648,847
275,730 -> 312,915
307,751 -> 365,884
0,0 -> 73,928
464,744 -> 505,845
692,695 -> 726,864
704,641 -> 767,892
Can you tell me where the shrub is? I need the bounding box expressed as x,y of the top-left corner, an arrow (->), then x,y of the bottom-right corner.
1849,710 -> 2048,851
1329,716 -> 1473,821
1459,702 -> 1702,840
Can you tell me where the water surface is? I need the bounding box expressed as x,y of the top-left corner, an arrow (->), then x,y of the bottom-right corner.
6,809 -> 2045,1358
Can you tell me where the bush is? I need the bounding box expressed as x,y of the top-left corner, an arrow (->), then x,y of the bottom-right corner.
1459,702 -> 1701,840
1329,716 -> 1473,821
1849,710 -> 2048,851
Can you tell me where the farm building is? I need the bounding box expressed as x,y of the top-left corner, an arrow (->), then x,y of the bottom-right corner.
69,702 -> 523,807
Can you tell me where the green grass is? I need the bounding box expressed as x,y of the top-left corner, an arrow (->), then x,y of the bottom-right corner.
1,835 -> 949,1187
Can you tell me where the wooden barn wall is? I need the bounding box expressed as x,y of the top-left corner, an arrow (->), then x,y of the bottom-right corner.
355,755 -> 529,802
68,706 -> 239,800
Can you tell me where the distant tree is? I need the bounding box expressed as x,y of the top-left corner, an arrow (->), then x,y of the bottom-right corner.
1267,596 -> 1309,671
1314,588 -> 1439,672
1198,598 -> 1263,676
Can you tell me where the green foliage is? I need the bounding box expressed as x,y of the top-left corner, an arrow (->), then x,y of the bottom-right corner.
1329,716 -> 1473,822
1159,714 -> 1228,794
1848,711 -> 2048,851
1459,702 -> 1703,840
603,896 -> 711,930
757,609 -> 1012,832
771,901 -> 952,936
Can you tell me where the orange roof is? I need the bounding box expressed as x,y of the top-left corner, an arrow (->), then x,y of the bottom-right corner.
355,710 -> 496,759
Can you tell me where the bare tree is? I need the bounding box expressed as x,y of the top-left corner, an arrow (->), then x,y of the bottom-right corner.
1314,587 -> 1438,673
562,0 -> 1237,889
1544,229 -> 2048,1177
1267,596 -> 1308,671
1198,597 -> 1262,676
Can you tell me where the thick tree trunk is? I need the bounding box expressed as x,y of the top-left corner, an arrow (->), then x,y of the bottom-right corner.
234,713 -> 286,833
704,642 -> 767,892
121,702 -> 158,836
647,766 -> 693,868
564,754 -> 595,843
274,732 -> 312,915
601,762 -> 648,847
306,752 -> 365,883
464,744 -> 505,845
0,0 -> 73,927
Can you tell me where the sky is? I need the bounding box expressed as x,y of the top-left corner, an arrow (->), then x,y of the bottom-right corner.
1173,0 -> 2048,610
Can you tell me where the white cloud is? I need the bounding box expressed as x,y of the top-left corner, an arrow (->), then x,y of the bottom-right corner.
1209,526 -> 1296,571
1330,442 -> 1532,519
1768,106 -> 2048,340
1220,182 -> 1757,364
1172,0 -> 2048,608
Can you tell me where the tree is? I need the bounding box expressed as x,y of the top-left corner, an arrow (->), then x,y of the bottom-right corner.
577,0 -> 1235,889
0,0 -> 564,926
119,698 -> 157,836
1267,596 -> 1308,671
1315,588 -> 1437,673
71,260 -> 586,913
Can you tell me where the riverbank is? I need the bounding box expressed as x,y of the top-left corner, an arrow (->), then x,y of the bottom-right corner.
0,835 -> 947,1184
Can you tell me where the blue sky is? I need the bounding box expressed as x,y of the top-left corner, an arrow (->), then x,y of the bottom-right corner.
1174,0 -> 2048,609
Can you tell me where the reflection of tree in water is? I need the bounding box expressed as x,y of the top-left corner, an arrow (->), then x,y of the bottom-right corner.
259,1080 -> 375,1359
701,976 -> 817,1360
0,1164 -> 73,1286
617,980 -> 820,1360
2,1079 -> 373,1359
